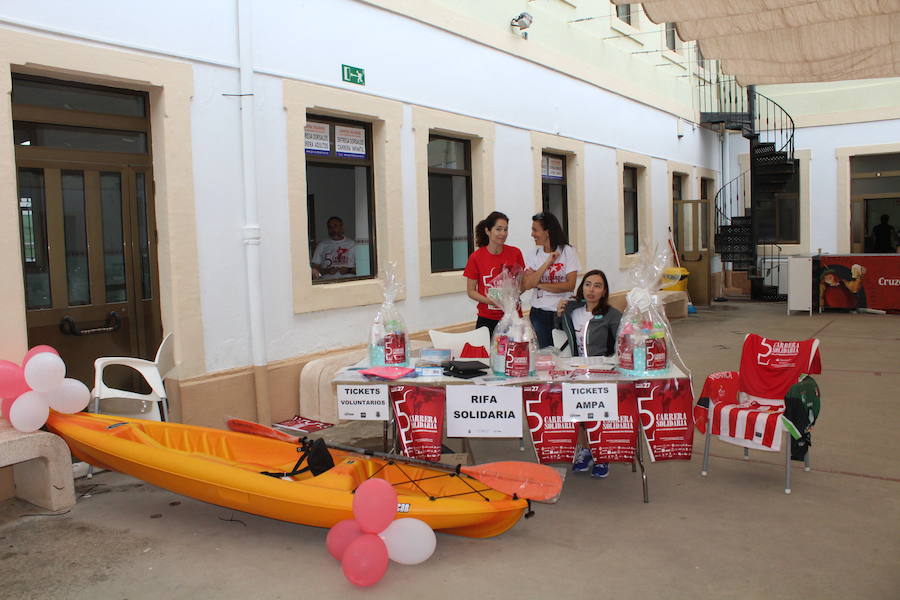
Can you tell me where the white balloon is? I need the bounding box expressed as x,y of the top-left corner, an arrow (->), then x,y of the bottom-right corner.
49,378 -> 91,414
23,352 -> 66,393
378,518 -> 436,565
9,391 -> 50,433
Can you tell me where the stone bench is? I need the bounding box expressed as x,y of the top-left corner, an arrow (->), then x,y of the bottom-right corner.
0,422 -> 76,511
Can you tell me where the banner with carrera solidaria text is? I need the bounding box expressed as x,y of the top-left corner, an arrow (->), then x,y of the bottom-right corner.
523,384 -> 579,464
635,377 -> 694,462
390,385 -> 445,462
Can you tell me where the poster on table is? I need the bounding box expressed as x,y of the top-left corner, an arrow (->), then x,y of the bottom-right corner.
445,385 -> 522,438
335,125 -> 366,158
390,385 -> 445,462
585,382 -> 638,463
815,255 -> 900,312
304,121 -> 330,155
634,378 -> 694,461
523,384 -> 578,464
336,385 -> 388,420
561,382 -> 619,422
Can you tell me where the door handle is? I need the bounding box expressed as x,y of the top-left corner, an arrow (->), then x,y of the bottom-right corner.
59,311 -> 122,336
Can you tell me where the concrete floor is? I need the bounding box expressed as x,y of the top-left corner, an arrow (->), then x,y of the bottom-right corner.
1,302 -> 898,599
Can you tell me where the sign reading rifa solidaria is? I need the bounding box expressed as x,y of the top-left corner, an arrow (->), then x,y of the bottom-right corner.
337,384 -> 388,420
562,382 -> 619,422
445,385 -> 522,438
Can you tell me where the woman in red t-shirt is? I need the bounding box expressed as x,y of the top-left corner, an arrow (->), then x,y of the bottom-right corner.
463,211 -> 525,335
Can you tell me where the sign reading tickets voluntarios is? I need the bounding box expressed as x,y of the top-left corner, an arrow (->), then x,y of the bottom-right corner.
337,385 -> 388,420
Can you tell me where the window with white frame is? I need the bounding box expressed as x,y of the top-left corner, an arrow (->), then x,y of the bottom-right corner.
428,135 -> 473,272
304,115 -> 376,283
615,4 -> 633,26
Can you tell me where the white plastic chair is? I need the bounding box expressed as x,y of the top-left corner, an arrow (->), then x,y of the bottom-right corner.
427,327 -> 490,359
551,329 -> 572,358
90,333 -> 175,422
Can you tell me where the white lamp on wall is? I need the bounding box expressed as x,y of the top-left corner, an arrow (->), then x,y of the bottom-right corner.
510,12 -> 533,39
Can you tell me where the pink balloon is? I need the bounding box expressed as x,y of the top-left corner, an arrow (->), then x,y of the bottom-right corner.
0,360 -> 29,399
326,519 -> 364,561
1,396 -> 16,419
9,391 -> 50,432
22,345 -> 59,367
352,478 -> 398,534
341,534 -> 389,587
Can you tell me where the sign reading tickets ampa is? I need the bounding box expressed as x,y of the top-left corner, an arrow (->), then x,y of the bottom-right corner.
562,382 -> 618,422
446,385 -> 522,437
337,385 -> 388,420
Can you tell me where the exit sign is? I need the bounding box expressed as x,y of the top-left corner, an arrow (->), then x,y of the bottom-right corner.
342,64 -> 365,85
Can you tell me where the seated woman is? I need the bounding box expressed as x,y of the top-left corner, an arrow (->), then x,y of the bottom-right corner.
555,269 -> 622,478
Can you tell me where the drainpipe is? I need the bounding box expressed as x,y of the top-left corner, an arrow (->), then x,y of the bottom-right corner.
236,0 -> 270,425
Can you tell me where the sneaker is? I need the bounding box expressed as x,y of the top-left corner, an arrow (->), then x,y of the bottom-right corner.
572,447 -> 593,472
591,462 -> 609,478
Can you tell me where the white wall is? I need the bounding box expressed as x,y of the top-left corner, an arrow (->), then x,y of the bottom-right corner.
0,0 -> 722,373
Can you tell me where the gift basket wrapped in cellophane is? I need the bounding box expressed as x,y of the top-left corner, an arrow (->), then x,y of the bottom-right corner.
368,262 -> 409,367
615,244 -> 688,377
488,267 -> 538,377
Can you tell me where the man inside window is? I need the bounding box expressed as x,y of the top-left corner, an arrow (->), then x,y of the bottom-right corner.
311,216 -> 356,280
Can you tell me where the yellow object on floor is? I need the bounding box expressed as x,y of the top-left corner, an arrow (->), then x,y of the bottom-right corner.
46,412 -> 527,538
661,267 -> 690,291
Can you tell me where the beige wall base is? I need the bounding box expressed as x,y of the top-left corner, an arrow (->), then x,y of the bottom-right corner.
175,321 -> 477,429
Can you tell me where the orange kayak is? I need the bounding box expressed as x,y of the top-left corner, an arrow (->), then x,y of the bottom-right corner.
46,412 -> 527,538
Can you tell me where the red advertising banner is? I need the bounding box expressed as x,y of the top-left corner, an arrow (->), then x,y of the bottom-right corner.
817,255 -> 900,312
523,384 -> 578,464
635,377 -> 694,461
586,382 -> 638,463
390,385 -> 445,462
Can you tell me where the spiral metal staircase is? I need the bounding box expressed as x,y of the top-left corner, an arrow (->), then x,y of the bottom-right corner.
699,76 -> 796,301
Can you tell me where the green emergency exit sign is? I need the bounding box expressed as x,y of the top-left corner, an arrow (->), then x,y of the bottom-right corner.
342,64 -> 365,85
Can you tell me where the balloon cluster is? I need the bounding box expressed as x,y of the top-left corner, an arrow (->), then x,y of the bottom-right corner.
326,478 -> 437,587
0,346 -> 91,432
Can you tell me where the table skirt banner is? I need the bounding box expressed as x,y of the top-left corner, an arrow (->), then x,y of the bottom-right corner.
390,385 -> 445,461
816,255 -> 900,312
523,383 -> 637,464
587,382 -> 639,464
523,384 -> 579,464
635,378 -> 694,462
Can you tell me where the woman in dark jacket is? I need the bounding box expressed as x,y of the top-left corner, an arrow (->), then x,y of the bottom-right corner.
554,269 -> 621,478
555,269 -> 621,357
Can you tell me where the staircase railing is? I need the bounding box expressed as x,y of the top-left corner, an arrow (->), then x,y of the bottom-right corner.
756,241 -> 785,298
753,89 -> 795,160
697,73 -> 746,116
713,169 -> 748,230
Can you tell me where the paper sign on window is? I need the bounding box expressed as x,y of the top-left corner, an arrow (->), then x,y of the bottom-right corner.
546,156 -> 564,180
305,122 -> 330,156
562,382 -> 618,422
335,125 -> 366,158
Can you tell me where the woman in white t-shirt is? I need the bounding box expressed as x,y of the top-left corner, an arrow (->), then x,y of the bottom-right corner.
521,212 -> 580,349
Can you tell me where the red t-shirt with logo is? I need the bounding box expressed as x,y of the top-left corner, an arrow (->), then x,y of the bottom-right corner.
463,245 -> 525,320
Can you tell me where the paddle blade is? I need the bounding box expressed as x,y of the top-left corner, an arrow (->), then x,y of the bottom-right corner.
461,461 -> 562,502
226,417 -> 299,444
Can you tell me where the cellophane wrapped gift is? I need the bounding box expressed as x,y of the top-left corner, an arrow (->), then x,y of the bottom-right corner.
489,268 -> 538,377
368,262 -> 409,367
616,245 -> 687,376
